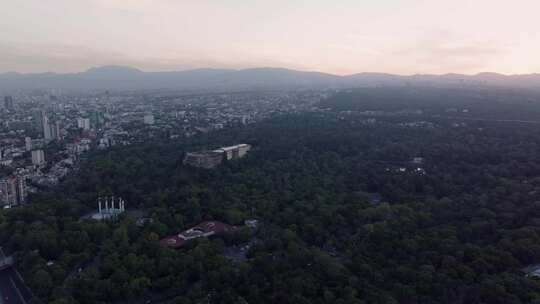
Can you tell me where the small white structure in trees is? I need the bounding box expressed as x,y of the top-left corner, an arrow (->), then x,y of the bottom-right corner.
92,196 -> 126,220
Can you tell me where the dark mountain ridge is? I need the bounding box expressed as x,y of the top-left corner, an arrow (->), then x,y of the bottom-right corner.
1,65 -> 539,92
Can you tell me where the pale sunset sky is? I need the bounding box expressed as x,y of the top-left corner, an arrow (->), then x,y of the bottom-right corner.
1,0 -> 539,75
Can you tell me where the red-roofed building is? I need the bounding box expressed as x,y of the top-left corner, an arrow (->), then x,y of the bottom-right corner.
160,221 -> 236,249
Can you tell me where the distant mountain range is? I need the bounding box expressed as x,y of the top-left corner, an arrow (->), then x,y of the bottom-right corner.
1,65 -> 539,92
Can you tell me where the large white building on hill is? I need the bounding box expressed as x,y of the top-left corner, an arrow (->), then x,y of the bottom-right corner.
184,144 -> 252,169
213,144 -> 251,160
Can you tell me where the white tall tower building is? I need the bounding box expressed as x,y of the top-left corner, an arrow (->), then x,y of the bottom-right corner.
144,114 -> 155,125
31,149 -> 45,166
25,137 -> 32,151
43,114 -> 52,142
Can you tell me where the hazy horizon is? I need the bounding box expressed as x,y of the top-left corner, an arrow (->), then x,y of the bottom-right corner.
3,65 -> 540,78
2,0 -> 540,75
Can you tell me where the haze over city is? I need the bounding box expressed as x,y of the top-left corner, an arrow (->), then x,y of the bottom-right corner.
2,0 -> 540,75
5,1 -> 540,304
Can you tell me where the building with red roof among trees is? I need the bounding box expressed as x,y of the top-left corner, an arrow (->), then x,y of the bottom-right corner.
160,221 -> 236,249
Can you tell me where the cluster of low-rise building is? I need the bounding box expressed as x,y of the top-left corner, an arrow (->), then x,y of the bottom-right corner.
161,219 -> 258,251
160,221 -> 237,249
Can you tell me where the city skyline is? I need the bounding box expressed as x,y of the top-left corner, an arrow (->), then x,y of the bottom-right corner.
2,0 -> 540,75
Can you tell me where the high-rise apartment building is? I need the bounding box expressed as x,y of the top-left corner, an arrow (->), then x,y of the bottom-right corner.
43,114 -> 52,141
144,114 -> 155,125
0,176 -> 26,207
77,117 -> 91,130
33,110 -> 44,133
51,121 -> 61,140
31,149 -> 45,166
3,96 -> 14,110
25,137 -> 32,151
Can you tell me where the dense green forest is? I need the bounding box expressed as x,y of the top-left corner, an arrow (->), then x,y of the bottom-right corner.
319,87 -> 540,121
4,90 -> 540,303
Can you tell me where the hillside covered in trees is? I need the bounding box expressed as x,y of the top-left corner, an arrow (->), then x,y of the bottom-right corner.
3,89 -> 540,303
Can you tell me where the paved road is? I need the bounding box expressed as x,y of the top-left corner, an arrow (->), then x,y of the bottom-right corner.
0,267 -> 32,304
0,248 -> 33,304
433,115 -> 540,125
